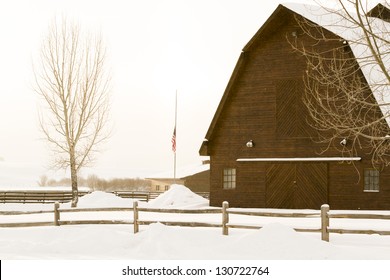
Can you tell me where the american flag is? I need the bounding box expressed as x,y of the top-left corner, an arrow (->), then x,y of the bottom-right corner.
171,127 -> 176,153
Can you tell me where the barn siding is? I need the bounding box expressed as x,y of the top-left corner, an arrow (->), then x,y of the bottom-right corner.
205,7 -> 390,210
328,162 -> 390,210
209,159 -> 266,208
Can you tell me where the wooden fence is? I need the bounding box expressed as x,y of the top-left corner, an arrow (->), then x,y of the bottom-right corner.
132,201 -> 222,233
0,190 -> 91,204
320,204 -> 390,241
1,202 -> 390,241
0,190 -> 210,203
112,191 -> 151,202
221,201 -> 321,235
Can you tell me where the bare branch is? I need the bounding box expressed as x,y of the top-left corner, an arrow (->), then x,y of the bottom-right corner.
289,1 -> 390,167
33,17 -> 111,207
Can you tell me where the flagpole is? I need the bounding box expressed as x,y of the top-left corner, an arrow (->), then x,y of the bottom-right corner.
174,90 -> 177,183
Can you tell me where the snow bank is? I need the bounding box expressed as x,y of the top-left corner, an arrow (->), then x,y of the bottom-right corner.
2,220 -> 390,260
147,185 -> 209,208
244,223 -> 344,259
2,188 -> 390,259
126,222 -> 389,260
62,191 -> 134,208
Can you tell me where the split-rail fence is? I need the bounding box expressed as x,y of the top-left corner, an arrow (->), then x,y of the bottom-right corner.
1,202 -> 390,241
0,190 -> 210,204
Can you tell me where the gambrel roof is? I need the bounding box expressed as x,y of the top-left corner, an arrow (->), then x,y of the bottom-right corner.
283,2 -> 390,123
200,2 -> 390,156
367,2 -> 390,22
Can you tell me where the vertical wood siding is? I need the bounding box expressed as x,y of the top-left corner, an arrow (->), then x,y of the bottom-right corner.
206,8 -> 390,210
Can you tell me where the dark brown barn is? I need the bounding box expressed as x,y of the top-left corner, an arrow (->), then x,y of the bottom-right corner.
199,3 -> 390,210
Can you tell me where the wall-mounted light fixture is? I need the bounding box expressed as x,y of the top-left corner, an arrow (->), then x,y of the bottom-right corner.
340,138 -> 347,146
291,31 -> 298,38
246,140 -> 254,148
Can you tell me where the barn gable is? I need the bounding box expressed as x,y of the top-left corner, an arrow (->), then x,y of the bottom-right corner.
200,3 -> 390,210
367,3 -> 390,22
200,5 -> 292,156
200,4 -> 346,157
201,3 -> 390,156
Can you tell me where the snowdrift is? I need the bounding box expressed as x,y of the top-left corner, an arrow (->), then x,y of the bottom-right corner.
128,222 -> 390,259
2,185 -> 390,259
147,184 -> 209,208
63,191 -> 134,208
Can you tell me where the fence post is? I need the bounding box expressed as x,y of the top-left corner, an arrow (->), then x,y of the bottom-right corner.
321,204 -> 330,242
133,201 -> 139,234
54,202 -> 60,226
222,201 -> 229,235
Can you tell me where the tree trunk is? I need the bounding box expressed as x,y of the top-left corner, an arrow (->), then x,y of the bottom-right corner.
35,19 -> 111,199
70,154 -> 78,208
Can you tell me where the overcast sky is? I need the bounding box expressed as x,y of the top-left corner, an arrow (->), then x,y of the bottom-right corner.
0,0 -> 361,186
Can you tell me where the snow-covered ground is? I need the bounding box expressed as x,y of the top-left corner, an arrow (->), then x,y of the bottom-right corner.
1,185 -> 390,260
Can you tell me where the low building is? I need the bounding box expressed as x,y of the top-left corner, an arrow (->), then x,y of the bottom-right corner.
147,162 -> 210,193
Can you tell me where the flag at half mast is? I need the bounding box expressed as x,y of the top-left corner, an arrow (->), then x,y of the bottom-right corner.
172,91 -> 178,181
171,126 -> 176,153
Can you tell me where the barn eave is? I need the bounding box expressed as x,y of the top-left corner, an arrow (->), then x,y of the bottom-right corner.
236,157 -> 362,162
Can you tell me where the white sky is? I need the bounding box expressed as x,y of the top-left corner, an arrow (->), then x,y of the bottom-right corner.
0,0 -> 363,185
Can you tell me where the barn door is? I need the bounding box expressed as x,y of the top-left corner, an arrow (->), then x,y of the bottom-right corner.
266,163 -> 328,209
265,163 -> 296,209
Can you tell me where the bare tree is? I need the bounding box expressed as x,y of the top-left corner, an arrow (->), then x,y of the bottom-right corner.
290,0 -> 390,167
37,175 -> 48,187
34,18 -> 111,207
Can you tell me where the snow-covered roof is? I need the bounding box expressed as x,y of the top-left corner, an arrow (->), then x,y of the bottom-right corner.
282,2 -> 390,126
237,157 -> 361,162
147,163 -> 210,180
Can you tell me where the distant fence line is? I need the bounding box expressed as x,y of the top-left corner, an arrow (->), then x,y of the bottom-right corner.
0,190 -> 91,204
1,202 -> 390,241
0,190 -> 210,204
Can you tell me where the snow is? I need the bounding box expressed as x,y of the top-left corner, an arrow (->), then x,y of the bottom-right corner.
147,184 -> 209,209
66,191 -> 132,208
1,185 -> 390,260
237,157 -> 361,162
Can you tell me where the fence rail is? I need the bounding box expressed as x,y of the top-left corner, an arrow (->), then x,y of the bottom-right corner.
0,190 -> 91,204
321,204 -> 390,241
112,191 -> 151,202
1,202 -> 390,241
132,201 -> 222,233
0,190 -> 210,203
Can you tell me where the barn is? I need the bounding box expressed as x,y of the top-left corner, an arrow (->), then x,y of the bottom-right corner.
199,3 -> 390,210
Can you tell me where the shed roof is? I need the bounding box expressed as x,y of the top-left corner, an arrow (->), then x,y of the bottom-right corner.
147,163 -> 210,180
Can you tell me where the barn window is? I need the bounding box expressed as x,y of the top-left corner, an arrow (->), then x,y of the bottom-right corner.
364,169 -> 379,192
156,185 -> 160,191
223,168 -> 236,189
165,185 -> 169,191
